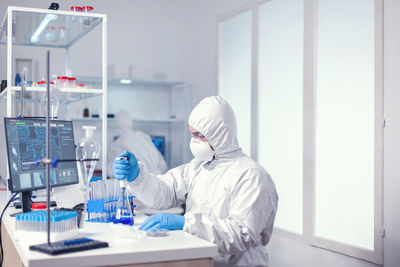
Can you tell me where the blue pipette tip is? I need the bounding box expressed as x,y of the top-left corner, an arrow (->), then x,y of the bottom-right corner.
52,158 -> 58,168
63,238 -> 93,245
34,158 -> 41,165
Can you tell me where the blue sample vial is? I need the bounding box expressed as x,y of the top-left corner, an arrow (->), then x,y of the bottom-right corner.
15,73 -> 21,86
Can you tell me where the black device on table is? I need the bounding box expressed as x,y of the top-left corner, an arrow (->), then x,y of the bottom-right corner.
4,118 -> 80,213
30,238 -> 108,255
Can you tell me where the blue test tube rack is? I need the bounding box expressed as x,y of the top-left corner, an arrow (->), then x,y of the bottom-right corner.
87,196 -> 136,223
15,210 -> 78,232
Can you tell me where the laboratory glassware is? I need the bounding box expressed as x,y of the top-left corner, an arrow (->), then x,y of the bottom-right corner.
45,26 -> 57,42
146,229 -> 170,237
15,210 -> 77,232
79,126 -> 101,183
77,125 -> 100,226
70,6 -> 82,12
82,6 -> 94,26
1,80 -> 7,92
68,77 -> 76,88
58,26 -> 66,41
113,180 -> 134,226
40,84 -> 60,118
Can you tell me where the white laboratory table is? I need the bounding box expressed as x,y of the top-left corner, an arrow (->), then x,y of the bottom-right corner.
1,208 -> 218,267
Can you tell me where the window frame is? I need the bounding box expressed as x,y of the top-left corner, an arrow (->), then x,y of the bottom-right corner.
216,0 -> 269,160
304,0 -> 384,264
216,0 -> 384,264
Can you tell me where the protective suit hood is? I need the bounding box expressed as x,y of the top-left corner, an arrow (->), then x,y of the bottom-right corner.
114,110 -> 134,134
188,96 -> 240,156
108,109 -> 167,177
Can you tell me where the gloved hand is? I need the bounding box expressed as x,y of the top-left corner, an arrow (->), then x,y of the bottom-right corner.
113,151 -> 140,182
139,213 -> 185,231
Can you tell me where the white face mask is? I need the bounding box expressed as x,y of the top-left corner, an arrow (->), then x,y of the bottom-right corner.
190,138 -> 214,162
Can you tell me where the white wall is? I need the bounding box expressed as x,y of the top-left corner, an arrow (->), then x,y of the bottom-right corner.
175,0 -> 246,106
268,234 -> 378,267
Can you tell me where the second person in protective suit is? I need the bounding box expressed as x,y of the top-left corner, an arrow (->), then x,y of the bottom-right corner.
113,96 -> 278,267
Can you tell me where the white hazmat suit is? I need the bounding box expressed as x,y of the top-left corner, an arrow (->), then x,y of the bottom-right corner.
107,110 -> 167,177
128,96 -> 278,266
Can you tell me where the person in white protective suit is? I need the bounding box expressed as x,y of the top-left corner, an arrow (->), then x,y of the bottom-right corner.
107,110 -> 167,177
113,96 -> 278,267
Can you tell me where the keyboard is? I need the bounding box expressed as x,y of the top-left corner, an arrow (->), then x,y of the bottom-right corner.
30,238 -> 109,255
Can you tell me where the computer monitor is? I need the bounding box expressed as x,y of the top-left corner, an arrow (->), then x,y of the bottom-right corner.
4,118 -> 79,211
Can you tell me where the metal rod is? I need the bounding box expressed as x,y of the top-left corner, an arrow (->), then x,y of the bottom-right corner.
65,47 -> 69,73
59,158 -> 99,163
46,50 -> 51,246
102,16 -> 108,181
6,7 -> 12,118
21,70 -> 26,117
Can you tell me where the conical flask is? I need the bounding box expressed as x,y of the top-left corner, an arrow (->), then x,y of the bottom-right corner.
113,180 -> 134,225
79,126 -> 100,183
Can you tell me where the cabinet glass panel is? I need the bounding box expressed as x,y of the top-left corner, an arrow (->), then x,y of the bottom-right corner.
0,10 -> 102,48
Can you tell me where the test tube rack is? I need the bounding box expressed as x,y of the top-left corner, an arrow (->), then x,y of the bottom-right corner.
87,196 -> 136,223
14,210 -> 79,243
15,210 -> 78,232
87,199 -> 117,223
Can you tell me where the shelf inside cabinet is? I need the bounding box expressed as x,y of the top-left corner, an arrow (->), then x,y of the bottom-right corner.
0,86 -> 103,103
78,76 -> 186,88
0,6 -> 104,48
133,118 -> 185,123
109,79 -> 185,88
71,118 -> 185,123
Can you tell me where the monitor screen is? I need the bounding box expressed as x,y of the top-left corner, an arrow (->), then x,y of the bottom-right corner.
4,118 -> 79,193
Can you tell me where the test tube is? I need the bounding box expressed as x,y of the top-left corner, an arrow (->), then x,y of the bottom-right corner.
70,6 -> 82,12
106,179 -> 112,201
101,179 -> 105,200
76,83 -> 85,88
90,180 -> 93,200
68,77 -> 76,88
93,181 -> 98,200
82,6 -> 94,26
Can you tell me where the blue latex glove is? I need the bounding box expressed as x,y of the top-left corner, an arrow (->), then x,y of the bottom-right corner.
113,151 -> 140,182
139,213 -> 185,231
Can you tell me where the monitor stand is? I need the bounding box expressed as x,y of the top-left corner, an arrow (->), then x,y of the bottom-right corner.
21,191 -> 32,213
